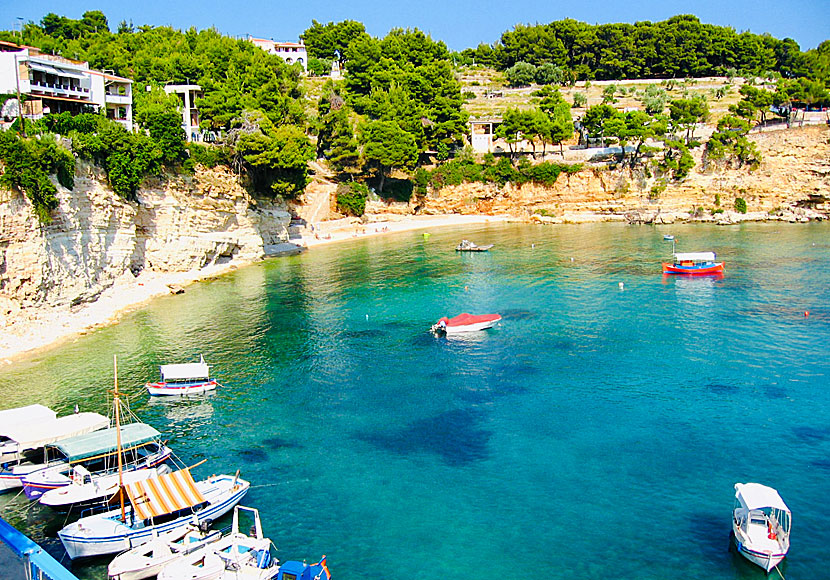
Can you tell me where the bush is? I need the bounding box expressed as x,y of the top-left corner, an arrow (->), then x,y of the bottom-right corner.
186,143 -> 232,168
335,182 -> 369,216
505,62 -> 536,87
734,197 -> 747,213
572,92 -> 587,108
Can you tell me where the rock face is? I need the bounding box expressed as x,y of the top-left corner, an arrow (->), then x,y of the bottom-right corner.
0,163 -> 290,317
367,125 -> 830,222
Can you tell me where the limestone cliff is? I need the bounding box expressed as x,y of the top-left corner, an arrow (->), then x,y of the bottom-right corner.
0,163 -> 291,319
366,125 -> 830,223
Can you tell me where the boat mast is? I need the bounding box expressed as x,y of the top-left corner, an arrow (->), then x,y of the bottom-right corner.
114,355 -> 125,523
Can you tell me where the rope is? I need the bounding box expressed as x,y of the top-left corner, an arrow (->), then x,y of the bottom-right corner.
774,564 -> 786,580
249,479 -> 308,489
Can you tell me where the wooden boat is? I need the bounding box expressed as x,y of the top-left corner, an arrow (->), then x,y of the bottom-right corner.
431,313 -> 502,334
58,358 -> 248,560
146,355 -> 218,396
39,463 -> 171,513
0,411 -> 110,492
456,239 -> 494,252
107,521 -> 222,580
732,483 -> 791,572
662,251 -> 724,275
158,506 -> 331,580
21,422 -> 171,500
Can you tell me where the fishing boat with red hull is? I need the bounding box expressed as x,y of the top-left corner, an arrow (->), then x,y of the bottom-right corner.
662,251 -> 724,275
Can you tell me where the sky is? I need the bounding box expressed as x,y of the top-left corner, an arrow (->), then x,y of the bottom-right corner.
2,0 -> 828,52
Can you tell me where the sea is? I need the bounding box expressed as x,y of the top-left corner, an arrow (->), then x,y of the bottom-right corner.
0,222 -> 828,580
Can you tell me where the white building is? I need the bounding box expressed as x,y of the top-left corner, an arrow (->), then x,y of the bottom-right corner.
248,36 -> 307,72
0,40 -> 132,130
163,84 -> 202,142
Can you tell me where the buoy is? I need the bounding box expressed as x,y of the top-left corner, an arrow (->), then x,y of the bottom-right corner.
464,286 -> 469,291
531,243 -> 535,249
570,257 -> 574,262
619,282 -> 624,290
366,314 -> 369,320
804,311 -> 809,317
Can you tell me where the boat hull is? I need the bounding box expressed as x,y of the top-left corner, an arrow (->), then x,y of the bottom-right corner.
733,533 -> 787,572
107,527 -> 222,580
147,380 -> 218,396
444,321 -> 498,333
59,475 -> 249,560
662,262 -> 724,275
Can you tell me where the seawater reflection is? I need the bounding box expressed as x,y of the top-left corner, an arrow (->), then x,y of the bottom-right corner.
0,222 -> 828,580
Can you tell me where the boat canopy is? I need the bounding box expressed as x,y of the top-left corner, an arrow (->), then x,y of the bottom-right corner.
446,313 -> 502,327
735,483 -> 790,512
0,404 -> 56,427
0,412 -> 109,451
124,468 -> 206,520
159,356 -> 210,381
48,423 -> 161,462
674,252 -> 716,262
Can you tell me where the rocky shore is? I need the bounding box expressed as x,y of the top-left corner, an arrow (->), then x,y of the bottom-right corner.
0,125 -> 827,361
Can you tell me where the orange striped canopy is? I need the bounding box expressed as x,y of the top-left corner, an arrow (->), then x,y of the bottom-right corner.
124,469 -> 206,520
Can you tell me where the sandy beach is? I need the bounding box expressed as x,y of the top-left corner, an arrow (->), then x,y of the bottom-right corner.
0,213 -> 512,364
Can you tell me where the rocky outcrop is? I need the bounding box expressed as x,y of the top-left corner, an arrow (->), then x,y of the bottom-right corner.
366,125 -> 830,222
0,163 -> 291,318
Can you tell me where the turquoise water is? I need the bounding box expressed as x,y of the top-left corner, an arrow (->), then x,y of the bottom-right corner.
1,222 -> 828,579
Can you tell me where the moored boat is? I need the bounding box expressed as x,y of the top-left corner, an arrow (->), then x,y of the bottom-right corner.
0,411 -> 110,492
21,423 -> 171,500
58,469 -> 250,559
107,521 -> 222,580
456,239 -> 494,252
146,355 -> 218,396
431,313 -> 502,334
662,251 -> 724,275
732,482 -> 791,572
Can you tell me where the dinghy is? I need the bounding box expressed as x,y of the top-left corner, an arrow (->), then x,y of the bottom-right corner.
431,313 -> 502,334
107,520 -> 222,580
456,239 -> 494,252
732,482 -> 791,572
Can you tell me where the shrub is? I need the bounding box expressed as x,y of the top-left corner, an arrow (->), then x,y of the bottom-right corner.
335,182 -> 369,216
734,197 -> 747,213
571,92 -> 587,108
186,143 -> 232,168
505,62 -> 537,87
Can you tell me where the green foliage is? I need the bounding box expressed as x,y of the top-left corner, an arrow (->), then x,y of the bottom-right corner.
335,181 -> 369,216
302,20 -> 369,67
0,131 -> 75,222
601,85 -> 618,104
43,112 -> 99,135
72,119 -> 163,198
307,57 -> 332,77
706,114 -> 762,170
668,97 -> 709,143
535,63 -> 566,85
571,92 -> 587,108
135,89 -> 187,165
734,197 -> 747,213
186,143 -> 232,167
421,157 -> 581,191
505,62 -> 537,87
658,139 -> 694,180
361,120 -> 418,191
640,84 -> 668,114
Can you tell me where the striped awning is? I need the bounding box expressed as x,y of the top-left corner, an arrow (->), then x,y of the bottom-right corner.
124,469 -> 206,520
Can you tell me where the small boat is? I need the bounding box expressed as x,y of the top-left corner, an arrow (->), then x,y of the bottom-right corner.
456,239 -> 494,252
662,251 -> 724,275
58,469 -> 250,559
663,234 -> 675,240
21,422 -> 171,500
158,506 -> 331,580
732,482 -> 791,572
431,313 -> 502,334
146,355 -> 218,396
39,463 -> 171,513
0,411 -> 110,492
107,521 -> 222,580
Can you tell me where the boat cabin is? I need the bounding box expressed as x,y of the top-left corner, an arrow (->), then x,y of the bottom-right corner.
158,358 -> 211,385
672,251 -> 717,266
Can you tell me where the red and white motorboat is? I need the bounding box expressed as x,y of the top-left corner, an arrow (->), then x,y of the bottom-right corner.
431,313 -> 502,334
146,355 -> 218,396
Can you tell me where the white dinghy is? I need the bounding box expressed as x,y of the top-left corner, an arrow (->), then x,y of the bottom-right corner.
732,482 -> 792,572
107,519 -> 222,580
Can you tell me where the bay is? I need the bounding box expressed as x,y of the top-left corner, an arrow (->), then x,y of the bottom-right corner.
1,222 -> 828,579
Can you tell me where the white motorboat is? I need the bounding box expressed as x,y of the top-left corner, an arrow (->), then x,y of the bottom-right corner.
0,411 -> 110,492
58,470 -> 249,559
107,521 -> 222,580
146,355 -> 218,396
732,482 -> 792,572
39,463 -> 171,513
158,506 -> 275,580
431,313 -> 502,334
455,239 -> 494,252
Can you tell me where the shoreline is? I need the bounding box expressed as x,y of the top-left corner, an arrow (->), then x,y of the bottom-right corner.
0,214 -> 512,364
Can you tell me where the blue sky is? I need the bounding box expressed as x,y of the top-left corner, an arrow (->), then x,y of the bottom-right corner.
2,0 -> 828,51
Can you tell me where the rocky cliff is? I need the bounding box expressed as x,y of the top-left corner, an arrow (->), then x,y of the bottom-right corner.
366,125 -> 830,223
0,163 -> 291,322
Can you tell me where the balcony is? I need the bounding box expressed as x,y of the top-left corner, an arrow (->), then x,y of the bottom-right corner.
26,80 -> 91,101
104,93 -> 132,105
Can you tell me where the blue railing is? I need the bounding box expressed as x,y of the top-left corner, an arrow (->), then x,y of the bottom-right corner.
0,517 -> 79,580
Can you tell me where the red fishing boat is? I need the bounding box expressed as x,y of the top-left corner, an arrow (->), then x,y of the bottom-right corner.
662,252 -> 724,275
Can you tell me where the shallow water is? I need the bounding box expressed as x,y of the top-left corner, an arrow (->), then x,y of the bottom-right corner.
1,222 -> 828,579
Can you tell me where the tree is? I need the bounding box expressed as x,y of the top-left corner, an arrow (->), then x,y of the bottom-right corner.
668,97 -> 709,143
361,120 -> 418,192
601,84 -> 618,104
731,85 -> 774,125
135,89 -> 187,165
301,20 -> 370,69
494,108 -> 529,158
706,114 -> 761,170
581,104 -> 623,147
571,92 -> 587,108
537,87 -> 574,155
505,62 -> 537,87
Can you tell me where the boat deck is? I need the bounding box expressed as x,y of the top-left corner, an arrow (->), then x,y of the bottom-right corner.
745,522 -> 782,554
